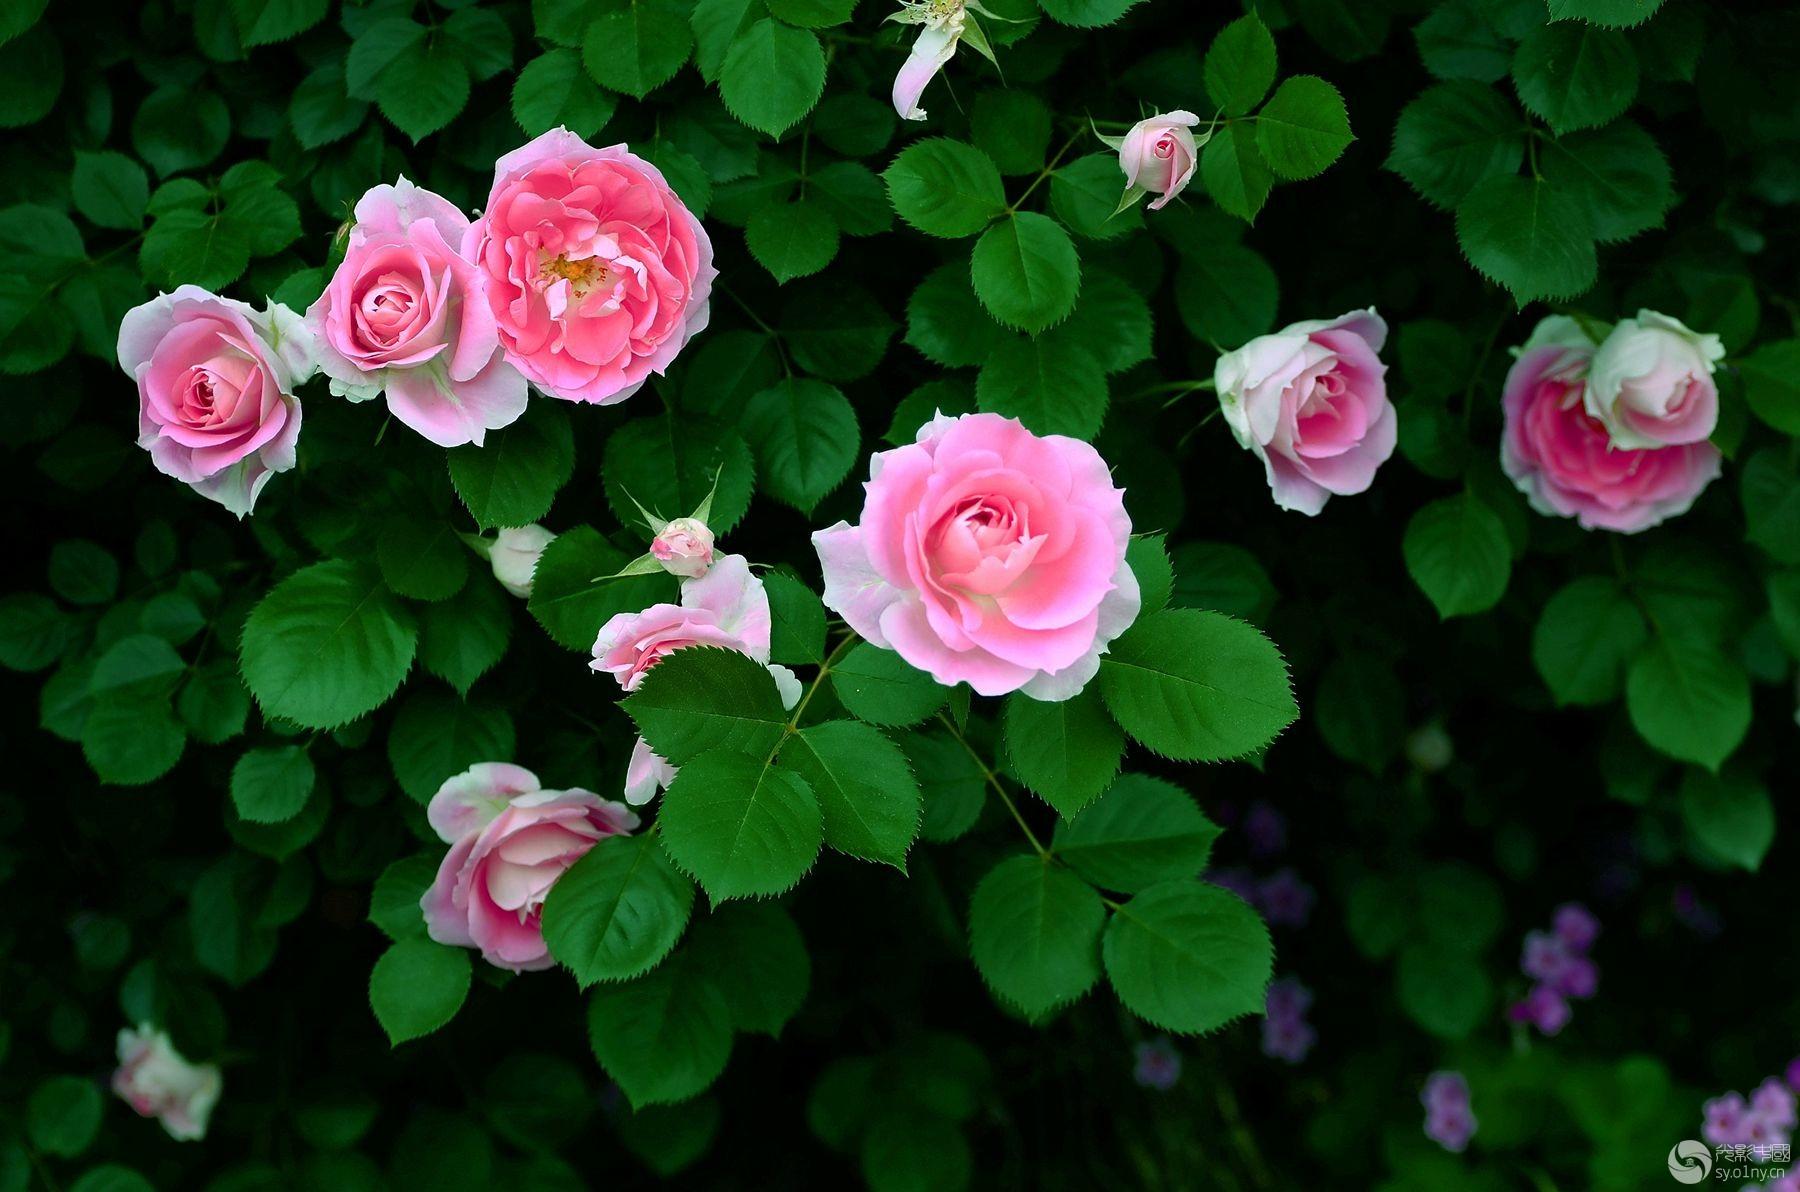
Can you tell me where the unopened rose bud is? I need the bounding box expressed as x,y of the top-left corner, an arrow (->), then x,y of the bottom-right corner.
1119,111 -> 1201,211
652,517 -> 715,578
1406,723 -> 1453,773
490,524 -> 555,598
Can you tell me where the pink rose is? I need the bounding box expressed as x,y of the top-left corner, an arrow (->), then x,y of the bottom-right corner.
113,1024 -> 222,1141
307,177 -> 527,448
490,523 -> 556,598
1501,316 -> 1720,534
1585,309 -> 1724,450
651,516 -> 715,578
1214,309 -> 1396,516
813,412 -> 1140,700
590,553 -> 770,689
465,128 -> 716,405
1119,111 -> 1201,211
117,286 -> 315,517
421,762 -> 638,972
891,0 -> 967,122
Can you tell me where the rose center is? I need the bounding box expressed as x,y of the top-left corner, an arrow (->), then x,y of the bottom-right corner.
540,253 -> 613,296
1154,135 -> 1176,159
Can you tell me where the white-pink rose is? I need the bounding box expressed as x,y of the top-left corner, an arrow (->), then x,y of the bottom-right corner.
1585,310 -> 1724,450
307,177 -> 527,448
1214,309 -> 1396,516
464,128 -> 716,406
117,286 -> 315,517
112,1024 -> 222,1141
590,553 -> 770,689
813,411 -> 1140,700
490,524 -> 555,598
1119,111 -> 1202,210
421,762 -> 638,972
651,516 -> 715,578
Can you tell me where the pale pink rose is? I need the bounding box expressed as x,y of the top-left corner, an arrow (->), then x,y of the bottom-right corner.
651,516 -> 715,578
464,128 -> 716,405
813,412 -> 1140,700
1119,111 -> 1201,211
421,762 -> 638,972
890,0 -> 966,122
117,286 -> 315,517
490,524 -> 555,598
621,664 -> 800,806
1585,310 -> 1724,450
1501,316 -> 1720,534
112,1024 -> 222,1141
1215,309 -> 1396,516
591,554 -> 770,689
307,177 -> 527,448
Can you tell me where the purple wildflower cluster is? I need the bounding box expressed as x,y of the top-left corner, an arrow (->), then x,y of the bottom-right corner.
1260,978 -> 1316,1064
1421,1071 -> 1477,1153
1208,802 -> 1316,928
1507,903 -> 1599,1036
1132,1037 -> 1182,1092
1704,1064 -> 1799,1173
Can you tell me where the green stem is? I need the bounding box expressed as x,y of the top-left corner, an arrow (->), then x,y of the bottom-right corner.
1009,128 -> 1084,212
933,710 -> 1051,859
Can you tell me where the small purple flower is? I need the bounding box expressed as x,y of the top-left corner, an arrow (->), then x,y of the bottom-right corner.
1265,977 -> 1313,1023
1206,867 -> 1257,903
1786,1056 -> 1800,1094
1703,1092 -> 1751,1147
1242,800 -> 1287,858
1255,868 -> 1315,928
1261,978 -> 1316,1064
1133,1038 -> 1181,1091
1552,903 -> 1599,951
1421,1072 -> 1477,1153
1550,955 -> 1598,1000
1508,986 -> 1571,1036
1521,931 -> 1570,983
1752,1078 -> 1797,1133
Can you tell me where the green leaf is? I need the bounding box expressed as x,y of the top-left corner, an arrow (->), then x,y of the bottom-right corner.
627,647 -> 790,765
719,18 -> 825,137
971,211 -> 1081,334
659,752 -> 822,899
1413,0 -> 1511,82
1512,23 -> 1639,134
691,0 -> 762,81
1538,119 -> 1672,243
1385,81 -> 1524,208
904,729 -> 987,843
1313,651 -> 1406,773
132,86 -> 230,176
1402,491 -> 1513,617
1743,450 -> 1800,565
1455,173 -> 1597,304
831,642 -> 947,727
1002,687 -> 1124,818
448,394 -> 575,530
377,518 -> 469,602
587,955 -> 733,1107
1055,269 -> 1152,375
1532,576 -> 1647,705
906,261 -> 1004,367
1200,122 -> 1272,222
781,279 -> 896,380
1099,609 -> 1297,762
603,411 -> 755,534
376,36 -> 471,142
1546,0 -> 1666,27
543,833 -> 696,985
971,90 -> 1053,175
969,855 -> 1106,1018
1255,75 -> 1353,179
386,689 -> 516,803
528,527 -> 676,652
765,573 -> 827,666
745,199 -> 840,283
233,0 -> 329,45
1174,240 -> 1279,349
975,332 -> 1109,440
369,853 -> 438,941
1048,153 -> 1145,242
582,0 -> 692,99
49,539 -> 118,604
68,1166 -> 154,1192
1038,0 -> 1145,27
807,161 -> 894,236
179,663 -> 251,745
369,939 -> 471,1045
684,902 -> 811,1035
27,1077 -> 102,1158
513,48 -> 617,139
1626,633 -> 1750,772
767,0 -> 856,27
1102,880 -> 1271,1034
0,24 -> 60,130
1740,339 -> 1800,436
784,720 -> 922,870
0,593 -> 70,671
230,745 -> 316,824
884,139 -> 1007,238
419,575 -> 512,696
862,1110 -> 973,1192
1204,14 -> 1277,115
290,62 -> 370,148
1678,769 -> 1774,872
71,152 -> 149,230
140,209 -> 253,291
1396,941 -> 1493,1038
1051,774 -> 1218,894
240,560 -> 418,730
740,378 -> 859,512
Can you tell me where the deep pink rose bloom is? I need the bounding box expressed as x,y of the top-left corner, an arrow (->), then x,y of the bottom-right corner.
465,128 -> 716,405
421,763 -> 637,972
1501,317 -> 1720,534
813,412 -> 1140,700
1215,309 -> 1396,516
308,177 -> 526,447
589,553 -> 771,690
1119,111 -> 1201,210
117,286 -> 315,517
